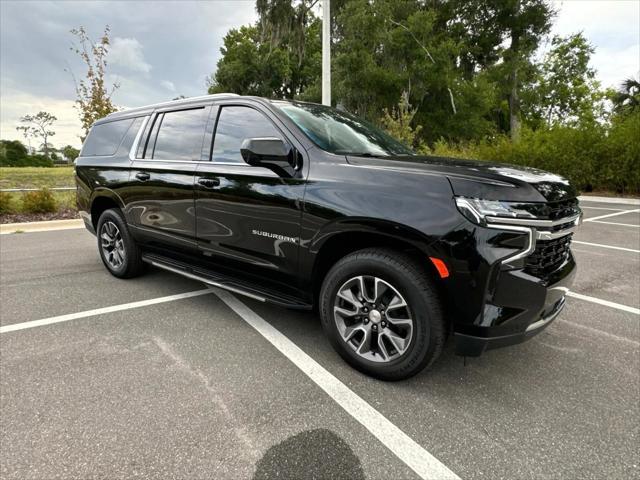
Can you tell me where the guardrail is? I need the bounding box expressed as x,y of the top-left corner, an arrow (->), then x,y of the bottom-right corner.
0,187 -> 76,192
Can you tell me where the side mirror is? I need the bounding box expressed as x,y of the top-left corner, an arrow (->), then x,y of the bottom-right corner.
241,137 -> 291,165
240,137 -> 299,176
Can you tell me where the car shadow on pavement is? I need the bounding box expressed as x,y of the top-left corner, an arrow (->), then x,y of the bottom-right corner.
253,428 -> 365,480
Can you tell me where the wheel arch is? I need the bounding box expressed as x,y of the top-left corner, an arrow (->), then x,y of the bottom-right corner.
308,219 -> 445,305
90,189 -> 125,230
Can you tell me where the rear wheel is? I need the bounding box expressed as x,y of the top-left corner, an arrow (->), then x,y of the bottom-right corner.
319,248 -> 445,380
96,208 -> 144,279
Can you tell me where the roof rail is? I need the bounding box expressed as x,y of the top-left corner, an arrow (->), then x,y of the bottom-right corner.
105,93 -> 241,118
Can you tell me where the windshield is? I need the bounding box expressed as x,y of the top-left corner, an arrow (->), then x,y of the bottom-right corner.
273,101 -> 415,157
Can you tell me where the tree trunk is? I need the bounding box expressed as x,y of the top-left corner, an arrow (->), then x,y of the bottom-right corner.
508,0 -> 521,143
509,67 -> 520,142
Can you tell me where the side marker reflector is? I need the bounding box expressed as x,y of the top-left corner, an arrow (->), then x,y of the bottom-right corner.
429,257 -> 450,279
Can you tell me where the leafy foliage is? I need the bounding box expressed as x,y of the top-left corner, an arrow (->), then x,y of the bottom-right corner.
62,145 -> 80,162
69,26 -> 119,140
611,78 -> 640,116
432,113 -> 640,194
208,1 -> 321,99
0,191 -> 12,215
0,140 -> 54,167
16,111 -> 57,158
523,33 -> 604,126
21,189 -> 58,214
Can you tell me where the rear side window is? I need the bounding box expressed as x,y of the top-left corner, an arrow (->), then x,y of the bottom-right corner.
212,106 -> 283,163
150,108 -> 207,161
82,118 -> 135,156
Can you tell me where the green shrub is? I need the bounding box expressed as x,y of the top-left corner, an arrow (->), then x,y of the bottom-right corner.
0,191 -> 14,214
21,188 -> 57,213
428,115 -> 640,194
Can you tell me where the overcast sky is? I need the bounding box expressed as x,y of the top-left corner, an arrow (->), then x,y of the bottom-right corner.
1,0 -> 638,149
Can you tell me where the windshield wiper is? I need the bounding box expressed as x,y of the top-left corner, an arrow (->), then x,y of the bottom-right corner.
334,151 -> 385,157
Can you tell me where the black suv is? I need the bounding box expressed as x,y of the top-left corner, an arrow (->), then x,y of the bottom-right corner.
76,94 -> 580,380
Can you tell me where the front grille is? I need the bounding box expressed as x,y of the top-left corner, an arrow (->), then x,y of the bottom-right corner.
525,234 -> 572,277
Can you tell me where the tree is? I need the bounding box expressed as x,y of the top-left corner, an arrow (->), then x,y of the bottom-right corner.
492,0 -> 555,141
15,124 -> 36,154
62,145 -> 80,163
208,1 -> 321,99
380,92 -> 425,151
611,78 -> 640,116
17,111 -> 57,158
208,0 -> 556,145
523,33 -> 603,126
0,140 -> 29,166
68,25 -> 119,140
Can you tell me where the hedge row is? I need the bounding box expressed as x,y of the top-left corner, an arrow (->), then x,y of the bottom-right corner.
430,112 -> 640,195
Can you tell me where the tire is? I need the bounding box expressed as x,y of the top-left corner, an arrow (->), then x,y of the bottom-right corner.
96,208 -> 144,279
319,248 -> 445,381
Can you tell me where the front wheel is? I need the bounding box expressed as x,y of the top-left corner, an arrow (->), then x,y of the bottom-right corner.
96,208 -> 144,279
319,248 -> 445,381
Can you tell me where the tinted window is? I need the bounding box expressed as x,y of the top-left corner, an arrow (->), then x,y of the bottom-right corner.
82,118 -> 135,156
274,101 -> 414,157
212,106 -> 283,163
151,108 -> 207,161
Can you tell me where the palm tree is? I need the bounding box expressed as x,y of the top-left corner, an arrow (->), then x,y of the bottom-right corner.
611,77 -> 640,115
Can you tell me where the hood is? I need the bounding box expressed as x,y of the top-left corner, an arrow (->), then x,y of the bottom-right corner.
345,154 -> 577,203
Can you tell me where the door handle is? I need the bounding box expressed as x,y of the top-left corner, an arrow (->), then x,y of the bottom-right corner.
197,177 -> 220,188
135,172 -> 151,181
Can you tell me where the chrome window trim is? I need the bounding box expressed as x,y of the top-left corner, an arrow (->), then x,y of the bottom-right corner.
129,115 -> 150,161
130,158 -> 252,166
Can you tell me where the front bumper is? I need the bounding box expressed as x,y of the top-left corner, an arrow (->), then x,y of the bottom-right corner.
453,253 -> 576,357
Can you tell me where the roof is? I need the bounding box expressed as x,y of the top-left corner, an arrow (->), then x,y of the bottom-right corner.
97,93 -> 246,123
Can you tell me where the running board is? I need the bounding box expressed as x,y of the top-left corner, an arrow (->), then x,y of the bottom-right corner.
141,253 -> 312,310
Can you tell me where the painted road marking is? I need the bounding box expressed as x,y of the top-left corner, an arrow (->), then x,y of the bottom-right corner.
580,206 -> 630,211
578,196 -> 640,206
588,221 -> 640,228
567,292 -> 640,315
212,287 -> 460,480
0,289 -> 213,334
572,241 -> 640,253
584,208 -> 640,223
561,319 -> 640,348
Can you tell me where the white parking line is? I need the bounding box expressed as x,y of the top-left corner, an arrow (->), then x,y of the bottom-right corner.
572,241 -> 640,253
578,196 -> 640,206
560,319 -> 640,347
0,289 -> 213,334
567,292 -> 640,315
588,220 -> 639,228
580,206 -> 629,211
584,208 -> 640,223
212,287 -> 460,480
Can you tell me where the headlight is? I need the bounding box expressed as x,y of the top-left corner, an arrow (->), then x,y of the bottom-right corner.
455,197 -> 538,226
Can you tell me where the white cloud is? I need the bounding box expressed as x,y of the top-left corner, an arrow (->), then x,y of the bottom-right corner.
551,0 -> 640,88
109,37 -> 152,73
0,89 -> 83,149
160,80 -> 176,92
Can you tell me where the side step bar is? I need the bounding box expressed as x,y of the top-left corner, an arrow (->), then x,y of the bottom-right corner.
141,253 -> 312,310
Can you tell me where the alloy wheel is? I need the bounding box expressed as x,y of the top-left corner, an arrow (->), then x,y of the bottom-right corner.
333,275 -> 414,363
100,221 -> 126,269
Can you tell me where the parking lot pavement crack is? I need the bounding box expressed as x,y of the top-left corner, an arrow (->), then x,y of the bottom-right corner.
151,336 -> 262,464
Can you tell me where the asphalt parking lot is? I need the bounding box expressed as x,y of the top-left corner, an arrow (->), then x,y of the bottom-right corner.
1,198 -> 638,480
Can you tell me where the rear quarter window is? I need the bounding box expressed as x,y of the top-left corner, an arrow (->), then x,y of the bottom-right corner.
81,118 -> 135,156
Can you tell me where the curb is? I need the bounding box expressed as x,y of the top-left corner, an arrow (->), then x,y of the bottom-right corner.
0,219 -> 84,235
578,195 -> 640,206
